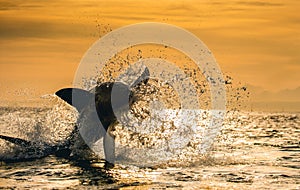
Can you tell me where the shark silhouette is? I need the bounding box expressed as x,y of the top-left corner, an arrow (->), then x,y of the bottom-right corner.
0,66 -> 150,166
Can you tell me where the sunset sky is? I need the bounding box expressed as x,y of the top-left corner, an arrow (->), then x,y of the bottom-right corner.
0,0 -> 299,104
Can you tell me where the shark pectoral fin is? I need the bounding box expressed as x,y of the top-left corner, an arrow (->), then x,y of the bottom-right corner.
103,130 -> 115,166
0,134 -> 32,148
55,88 -> 93,112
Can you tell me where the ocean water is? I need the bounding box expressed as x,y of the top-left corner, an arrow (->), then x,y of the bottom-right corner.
0,104 -> 299,189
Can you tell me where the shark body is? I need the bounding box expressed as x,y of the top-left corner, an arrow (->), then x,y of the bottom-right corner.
0,67 -> 150,166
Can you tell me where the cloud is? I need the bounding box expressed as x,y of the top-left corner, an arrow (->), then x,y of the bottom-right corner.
0,17 -> 92,39
236,1 -> 283,7
0,1 -> 19,10
0,0 -> 44,11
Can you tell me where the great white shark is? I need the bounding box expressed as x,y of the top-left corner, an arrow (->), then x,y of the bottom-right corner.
0,66 -> 150,166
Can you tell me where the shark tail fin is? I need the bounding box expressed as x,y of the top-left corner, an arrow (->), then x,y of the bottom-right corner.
0,134 -> 32,147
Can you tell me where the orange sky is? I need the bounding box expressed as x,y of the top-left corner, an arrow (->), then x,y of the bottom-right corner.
0,0 -> 299,103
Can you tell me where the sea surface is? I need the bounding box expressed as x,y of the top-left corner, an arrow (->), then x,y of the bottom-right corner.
0,103 -> 299,189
